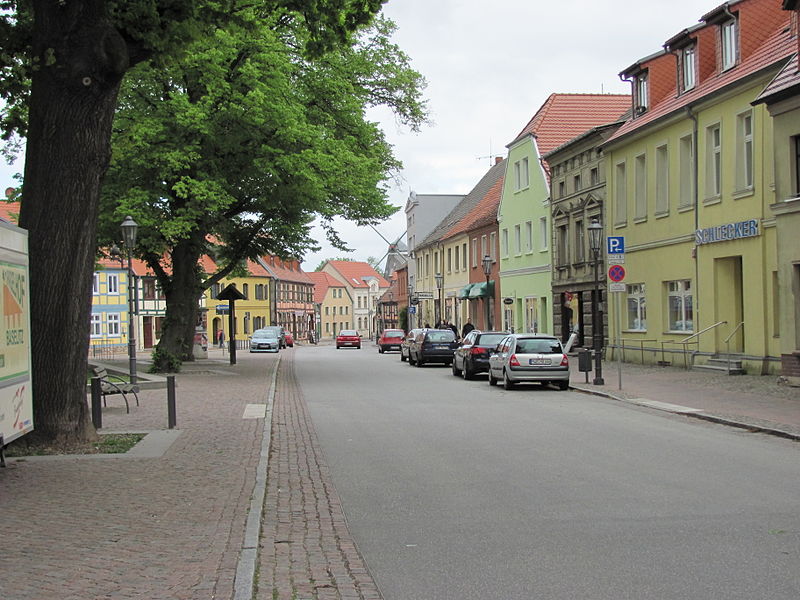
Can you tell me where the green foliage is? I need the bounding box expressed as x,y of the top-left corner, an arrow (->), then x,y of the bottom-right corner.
149,347 -> 182,373
399,306 -> 408,331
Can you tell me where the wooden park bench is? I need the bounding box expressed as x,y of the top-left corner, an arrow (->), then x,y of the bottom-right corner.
91,366 -> 140,414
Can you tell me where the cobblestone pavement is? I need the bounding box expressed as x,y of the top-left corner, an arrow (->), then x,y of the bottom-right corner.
255,355 -> 381,600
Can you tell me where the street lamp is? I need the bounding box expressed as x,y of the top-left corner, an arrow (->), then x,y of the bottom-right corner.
434,272 -> 443,326
588,217 -> 604,385
482,254 -> 492,330
119,216 -> 139,385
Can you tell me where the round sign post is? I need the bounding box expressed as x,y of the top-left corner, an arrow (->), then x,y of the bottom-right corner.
608,264 -> 626,283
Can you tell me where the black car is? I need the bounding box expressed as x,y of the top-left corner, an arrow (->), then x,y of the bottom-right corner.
451,330 -> 509,379
400,328 -> 425,362
408,328 -> 457,367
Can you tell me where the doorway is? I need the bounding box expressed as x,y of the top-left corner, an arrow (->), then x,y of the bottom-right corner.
714,256 -> 744,352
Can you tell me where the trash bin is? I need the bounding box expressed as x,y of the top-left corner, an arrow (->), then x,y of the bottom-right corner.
578,348 -> 593,372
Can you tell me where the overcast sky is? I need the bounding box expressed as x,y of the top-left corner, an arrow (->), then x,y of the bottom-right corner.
0,0 -> 710,271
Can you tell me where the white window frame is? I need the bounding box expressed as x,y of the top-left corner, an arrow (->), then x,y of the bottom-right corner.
575,219 -> 585,263
107,313 -> 121,337
525,221 -> 533,253
107,273 -> 120,295
666,280 -> 693,332
655,144 -> 669,216
679,134 -> 695,209
501,228 -> 509,257
721,20 -> 737,71
636,73 -> 648,111
490,232 -> 497,261
90,313 -> 102,337
634,154 -> 647,220
514,224 -> 521,255
626,283 -> 647,331
706,124 -> 722,199
682,46 -> 696,91
471,238 -> 478,268
480,235 -> 487,261
736,111 -> 754,192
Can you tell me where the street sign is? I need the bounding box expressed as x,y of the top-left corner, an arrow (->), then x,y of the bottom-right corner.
408,306 -> 416,314
608,264 -> 626,283
607,254 -> 625,265
415,291 -> 434,299
609,282 -> 626,293
607,236 -> 625,254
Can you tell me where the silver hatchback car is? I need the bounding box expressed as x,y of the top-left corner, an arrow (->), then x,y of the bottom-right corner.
487,334 -> 570,390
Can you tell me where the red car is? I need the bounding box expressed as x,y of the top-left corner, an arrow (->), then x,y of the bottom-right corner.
377,329 -> 405,353
284,332 -> 294,347
336,329 -> 361,349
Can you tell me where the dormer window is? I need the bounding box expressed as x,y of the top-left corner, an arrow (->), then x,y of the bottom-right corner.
635,72 -> 648,113
682,46 -> 696,90
721,19 -> 738,70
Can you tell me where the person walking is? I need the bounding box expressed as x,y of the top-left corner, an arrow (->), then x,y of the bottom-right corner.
217,329 -> 225,348
462,321 -> 475,337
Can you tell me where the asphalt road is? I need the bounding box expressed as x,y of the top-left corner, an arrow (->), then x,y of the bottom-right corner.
296,342 -> 800,600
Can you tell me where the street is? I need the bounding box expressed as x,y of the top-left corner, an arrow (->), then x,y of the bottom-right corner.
297,342 -> 800,599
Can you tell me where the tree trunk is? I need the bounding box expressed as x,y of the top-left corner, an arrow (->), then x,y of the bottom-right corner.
18,2 -> 129,444
152,239 -> 206,371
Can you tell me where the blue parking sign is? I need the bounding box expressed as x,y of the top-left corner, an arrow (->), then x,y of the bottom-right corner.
607,236 -> 625,254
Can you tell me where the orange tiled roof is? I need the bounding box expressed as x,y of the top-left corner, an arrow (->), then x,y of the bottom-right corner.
262,256 -> 313,284
326,260 -> 389,288
608,0 -> 794,145
0,201 -> 20,225
510,94 -> 631,156
307,271 -> 345,304
753,51 -> 800,104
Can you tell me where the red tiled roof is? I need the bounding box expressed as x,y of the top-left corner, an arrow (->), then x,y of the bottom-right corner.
325,260 -> 389,288
753,51 -> 800,103
608,0 -> 794,145
510,94 -> 631,156
0,201 -> 20,225
307,271 -> 345,304
262,256 -> 313,284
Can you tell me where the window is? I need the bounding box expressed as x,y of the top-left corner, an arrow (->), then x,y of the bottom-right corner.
357,296 -> 362,309
667,280 -> 693,331
635,73 -> 648,112
539,217 -> 548,250
462,243 -> 467,270
626,284 -> 647,330
490,232 -> 497,261
514,224 -> 521,255
575,220 -> 585,263
480,235 -> 487,262
514,158 -> 529,190
447,247 -> 452,273
93,274 -> 99,295
325,306 -> 329,315
721,20 -> 737,70
525,221 -> 533,253
454,245 -> 459,270
706,124 -> 722,199
590,167 -> 599,186
107,313 -> 121,336
682,46 -> 696,91
471,238 -> 478,267
558,180 -> 565,198
655,144 -> 669,215
574,174 -> 581,192
679,134 -> 695,208
501,229 -> 509,257
425,254 -> 429,277
143,278 -> 156,300
90,313 -> 101,337
736,111 -> 753,191
615,162 -> 627,224
255,284 -> 264,300
242,283 -> 249,299
634,154 -> 647,220
557,224 -> 569,266
107,273 -> 119,295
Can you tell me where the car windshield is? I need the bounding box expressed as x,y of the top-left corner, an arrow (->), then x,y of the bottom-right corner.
253,330 -> 276,339
477,334 -> 506,345
384,331 -> 403,338
515,339 -> 562,354
339,330 -> 357,336
427,331 -> 455,342
261,327 -> 281,335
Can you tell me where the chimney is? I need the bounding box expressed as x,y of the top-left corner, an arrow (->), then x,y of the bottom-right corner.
495,156 -> 503,165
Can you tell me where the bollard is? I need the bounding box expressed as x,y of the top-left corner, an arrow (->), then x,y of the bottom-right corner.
167,375 -> 177,429
91,377 -> 103,430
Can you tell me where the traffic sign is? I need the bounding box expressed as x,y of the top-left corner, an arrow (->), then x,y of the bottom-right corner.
609,282 -> 626,293
408,306 -> 416,314
607,254 -> 625,265
415,291 -> 434,299
608,264 -> 626,283
607,236 -> 625,254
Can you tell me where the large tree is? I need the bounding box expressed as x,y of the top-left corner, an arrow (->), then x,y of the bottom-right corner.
0,0 -> 386,444
98,13 -> 425,371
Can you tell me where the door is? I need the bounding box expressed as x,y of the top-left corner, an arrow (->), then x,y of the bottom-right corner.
143,316 -> 153,348
714,256 -> 743,352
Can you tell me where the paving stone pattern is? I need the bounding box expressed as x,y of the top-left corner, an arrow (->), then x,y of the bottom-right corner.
256,355 -> 382,600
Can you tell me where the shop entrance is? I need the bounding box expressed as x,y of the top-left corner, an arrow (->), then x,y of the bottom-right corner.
714,256 -> 744,352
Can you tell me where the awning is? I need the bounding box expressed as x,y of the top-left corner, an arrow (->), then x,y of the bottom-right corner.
468,280 -> 495,299
457,283 -> 475,300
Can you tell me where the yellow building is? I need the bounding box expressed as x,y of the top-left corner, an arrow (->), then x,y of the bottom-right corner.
308,271 -> 352,339
206,259 -> 272,344
604,0 -> 793,374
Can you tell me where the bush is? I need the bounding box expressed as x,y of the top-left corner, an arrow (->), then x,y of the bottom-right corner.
149,347 -> 182,373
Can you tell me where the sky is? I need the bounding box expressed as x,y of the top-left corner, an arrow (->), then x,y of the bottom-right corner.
0,0 -> 711,271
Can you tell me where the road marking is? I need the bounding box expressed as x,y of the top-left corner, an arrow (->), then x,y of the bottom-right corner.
242,403 -> 267,419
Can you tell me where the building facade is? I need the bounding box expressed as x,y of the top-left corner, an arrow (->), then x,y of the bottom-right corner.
207,259 -> 273,343
321,260 -> 389,338
308,271 -> 352,339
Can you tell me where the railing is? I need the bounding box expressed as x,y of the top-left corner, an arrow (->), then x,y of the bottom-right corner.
724,321 -> 745,374
673,320 -> 728,370
619,338 -> 658,364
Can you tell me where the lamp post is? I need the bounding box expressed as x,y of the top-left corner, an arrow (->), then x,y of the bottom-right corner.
588,217 -> 604,385
482,254 -> 492,330
434,272 -> 443,326
120,216 -> 139,385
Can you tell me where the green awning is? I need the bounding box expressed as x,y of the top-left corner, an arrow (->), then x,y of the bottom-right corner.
468,280 -> 495,298
457,283 -> 475,299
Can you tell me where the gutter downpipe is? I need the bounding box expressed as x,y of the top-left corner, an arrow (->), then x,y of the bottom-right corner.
686,104 -> 701,365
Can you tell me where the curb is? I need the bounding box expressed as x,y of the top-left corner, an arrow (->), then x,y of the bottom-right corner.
570,384 -> 800,442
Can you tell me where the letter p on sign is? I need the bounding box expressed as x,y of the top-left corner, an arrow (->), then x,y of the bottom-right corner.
607,236 -> 625,254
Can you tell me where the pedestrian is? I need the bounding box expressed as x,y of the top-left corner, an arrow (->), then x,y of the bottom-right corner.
462,321 -> 475,337
449,322 -> 458,338
217,329 -> 225,348
424,322 -> 431,329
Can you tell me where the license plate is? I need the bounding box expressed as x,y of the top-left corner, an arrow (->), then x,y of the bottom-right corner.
435,345 -> 449,349
529,358 -> 549,365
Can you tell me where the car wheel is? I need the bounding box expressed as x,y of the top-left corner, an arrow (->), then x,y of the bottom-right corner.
451,360 -> 462,376
503,370 -> 515,390
378,346 -> 383,354
336,345 -> 340,349
488,369 -> 497,386
558,380 -> 570,391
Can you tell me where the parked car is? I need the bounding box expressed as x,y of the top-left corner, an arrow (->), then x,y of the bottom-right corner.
284,331 -> 294,347
408,328 -> 458,367
336,329 -> 361,349
260,325 -> 286,349
451,330 -> 509,379
487,334 -> 570,390
249,328 -> 280,353
400,328 -> 425,362
377,329 -> 405,353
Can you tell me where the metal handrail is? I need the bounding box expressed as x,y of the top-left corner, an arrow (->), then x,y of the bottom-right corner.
678,320 -> 727,344
724,321 -> 745,375
619,338 -> 658,364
